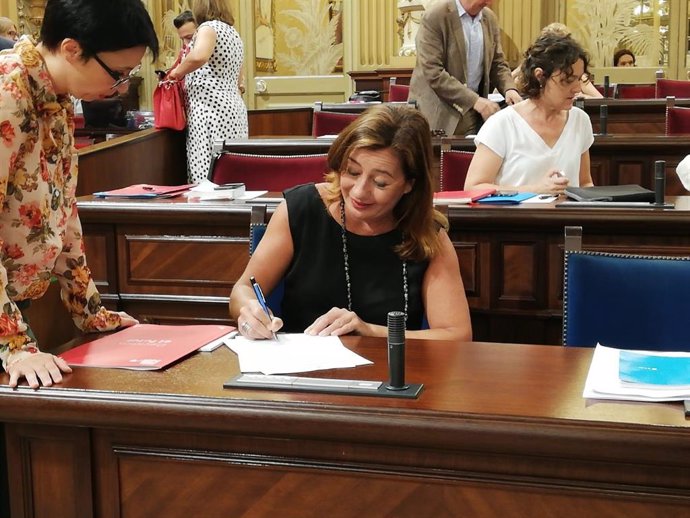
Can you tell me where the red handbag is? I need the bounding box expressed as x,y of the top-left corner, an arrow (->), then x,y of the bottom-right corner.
153,78 -> 186,131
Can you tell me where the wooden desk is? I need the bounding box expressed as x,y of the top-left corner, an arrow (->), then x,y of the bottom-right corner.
217,134 -> 690,195
580,97 -> 690,134
1,337 -> 688,518
69,196 -> 690,347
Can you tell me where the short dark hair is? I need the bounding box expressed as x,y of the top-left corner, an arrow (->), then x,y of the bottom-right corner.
613,48 -> 635,66
40,0 -> 159,60
173,10 -> 195,29
519,33 -> 589,99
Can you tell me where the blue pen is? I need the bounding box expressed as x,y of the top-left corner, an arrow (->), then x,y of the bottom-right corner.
249,276 -> 278,341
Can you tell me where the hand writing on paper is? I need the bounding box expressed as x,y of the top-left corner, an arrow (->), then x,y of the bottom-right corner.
238,300 -> 283,340
305,307 -> 371,337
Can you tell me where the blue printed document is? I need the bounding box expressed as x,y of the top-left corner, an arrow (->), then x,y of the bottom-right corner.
619,351 -> 690,386
476,192 -> 536,204
583,344 -> 690,402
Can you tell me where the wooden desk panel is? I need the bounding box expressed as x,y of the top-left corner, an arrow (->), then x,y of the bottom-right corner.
77,128 -> 187,196
1,339 -> 689,517
72,197 -> 690,346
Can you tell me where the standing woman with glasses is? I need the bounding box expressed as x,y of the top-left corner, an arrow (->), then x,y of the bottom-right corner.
0,0 -> 158,390
464,33 -> 595,195
169,0 -> 248,184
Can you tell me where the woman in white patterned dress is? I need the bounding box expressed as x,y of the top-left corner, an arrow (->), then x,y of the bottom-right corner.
169,0 -> 248,184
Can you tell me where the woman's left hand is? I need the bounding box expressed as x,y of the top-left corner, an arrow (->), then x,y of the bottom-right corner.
305,307 -> 370,337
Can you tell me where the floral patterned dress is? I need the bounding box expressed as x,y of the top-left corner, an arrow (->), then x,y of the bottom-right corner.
0,38 -> 122,369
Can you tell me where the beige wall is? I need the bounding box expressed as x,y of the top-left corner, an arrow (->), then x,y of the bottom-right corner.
3,0 -> 688,110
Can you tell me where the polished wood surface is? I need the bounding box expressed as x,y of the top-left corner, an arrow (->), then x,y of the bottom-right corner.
1,337 -> 689,518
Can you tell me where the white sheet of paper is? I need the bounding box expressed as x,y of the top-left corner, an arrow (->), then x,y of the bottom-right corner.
583,344 -> 690,402
521,195 -> 557,204
225,333 -> 373,375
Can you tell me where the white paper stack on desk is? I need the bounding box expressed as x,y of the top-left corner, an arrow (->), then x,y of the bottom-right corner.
185,180 -> 267,202
226,334 -> 372,375
583,344 -> 690,402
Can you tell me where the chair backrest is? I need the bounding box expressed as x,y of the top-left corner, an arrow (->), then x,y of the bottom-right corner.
208,152 -> 329,191
389,83 -> 410,102
312,110 -> 359,137
562,226 -> 690,350
249,205 -> 284,317
616,84 -> 655,99
666,106 -> 690,135
656,78 -> 690,98
439,149 -> 475,191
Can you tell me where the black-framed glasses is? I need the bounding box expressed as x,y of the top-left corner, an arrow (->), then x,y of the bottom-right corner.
93,54 -> 141,89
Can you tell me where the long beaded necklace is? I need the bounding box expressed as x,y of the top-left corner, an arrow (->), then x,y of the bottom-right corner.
339,200 -> 408,321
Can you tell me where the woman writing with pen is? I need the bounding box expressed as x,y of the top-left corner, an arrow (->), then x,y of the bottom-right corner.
229,104 -> 472,341
464,33 -> 594,195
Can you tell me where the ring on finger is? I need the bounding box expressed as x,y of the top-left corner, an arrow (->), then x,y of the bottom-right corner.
241,321 -> 252,334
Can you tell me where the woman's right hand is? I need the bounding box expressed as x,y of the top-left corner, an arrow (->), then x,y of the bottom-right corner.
7,352 -> 72,389
535,169 -> 569,194
237,300 -> 283,340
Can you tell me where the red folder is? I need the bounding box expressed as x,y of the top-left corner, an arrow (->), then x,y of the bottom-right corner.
59,324 -> 235,370
433,188 -> 496,204
93,184 -> 194,198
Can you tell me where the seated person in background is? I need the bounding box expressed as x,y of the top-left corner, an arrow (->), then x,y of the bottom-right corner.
512,23 -> 602,100
465,33 -> 594,195
0,0 -> 157,388
229,104 -> 472,341
614,48 -> 635,67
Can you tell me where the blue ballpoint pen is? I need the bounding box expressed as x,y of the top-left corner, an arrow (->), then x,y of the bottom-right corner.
249,276 -> 279,341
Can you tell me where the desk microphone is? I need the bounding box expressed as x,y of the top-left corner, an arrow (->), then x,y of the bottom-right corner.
385,311 -> 408,391
655,160 -> 666,206
599,105 -> 608,135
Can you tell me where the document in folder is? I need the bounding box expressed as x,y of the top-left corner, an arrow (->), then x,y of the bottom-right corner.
93,184 -> 194,198
59,324 -> 236,370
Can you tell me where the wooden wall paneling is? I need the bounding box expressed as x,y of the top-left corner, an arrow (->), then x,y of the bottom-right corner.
6,425 -> 93,518
118,232 -> 248,297
77,129 -> 187,196
119,297 -> 234,326
495,238 -> 543,309
247,107 -> 313,136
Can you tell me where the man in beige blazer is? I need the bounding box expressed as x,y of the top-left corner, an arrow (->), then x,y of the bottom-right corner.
409,0 -> 521,136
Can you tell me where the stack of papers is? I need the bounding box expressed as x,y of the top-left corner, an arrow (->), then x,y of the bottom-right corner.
583,344 -> 690,402
226,334 -> 372,375
185,180 -> 267,202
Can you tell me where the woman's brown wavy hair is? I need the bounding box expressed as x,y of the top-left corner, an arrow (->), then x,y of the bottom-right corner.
192,0 -> 234,26
323,104 -> 447,262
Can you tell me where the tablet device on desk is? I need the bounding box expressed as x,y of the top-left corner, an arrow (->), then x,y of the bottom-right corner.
557,200 -> 675,209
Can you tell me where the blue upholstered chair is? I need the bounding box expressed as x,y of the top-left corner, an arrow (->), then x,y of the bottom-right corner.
562,226 -> 690,350
249,205 -> 283,317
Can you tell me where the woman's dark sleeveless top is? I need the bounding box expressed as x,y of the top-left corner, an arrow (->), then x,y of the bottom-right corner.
281,184 -> 428,332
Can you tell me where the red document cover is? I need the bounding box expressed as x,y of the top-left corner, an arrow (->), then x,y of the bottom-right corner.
93,184 -> 194,198
59,324 -> 235,370
433,188 -> 496,204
